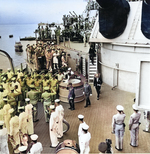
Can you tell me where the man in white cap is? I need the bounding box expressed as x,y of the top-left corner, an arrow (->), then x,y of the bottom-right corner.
55,99 -> 64,138
129,104 -> 141,147
29,134 -> 43,154
0,120 -> 9,154
25,98 -> 34,135
112,105 -> 126,151
78,114 -> 86,149
18,146 -> 27,154
79,123 -> 91,154
49,105 -> 59,148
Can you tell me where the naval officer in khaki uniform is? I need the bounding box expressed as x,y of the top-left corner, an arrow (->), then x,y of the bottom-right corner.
42,87 -> 56,122
112,105 -> 126,151
26,85 -> 41,122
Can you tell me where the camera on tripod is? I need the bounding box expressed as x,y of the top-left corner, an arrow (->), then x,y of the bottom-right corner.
98,139 -> 112,153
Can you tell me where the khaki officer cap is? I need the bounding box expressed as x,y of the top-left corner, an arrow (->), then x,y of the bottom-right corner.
44,87 -> 49,91
0,121 -> 4,126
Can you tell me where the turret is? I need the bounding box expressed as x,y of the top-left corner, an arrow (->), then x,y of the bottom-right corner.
141,0 -> 150,39
96,0 -> 130,39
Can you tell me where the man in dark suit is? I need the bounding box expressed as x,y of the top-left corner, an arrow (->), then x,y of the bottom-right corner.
83,79 -> 92,108
94,73 -> 102,100
68,83 -> 75,110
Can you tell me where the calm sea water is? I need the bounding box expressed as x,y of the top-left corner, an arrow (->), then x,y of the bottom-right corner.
0,24 -> 37,68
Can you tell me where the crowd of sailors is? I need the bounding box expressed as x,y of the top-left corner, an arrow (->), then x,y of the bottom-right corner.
0,61 -> 76,153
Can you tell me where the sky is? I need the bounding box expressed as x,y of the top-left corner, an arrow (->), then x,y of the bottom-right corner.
0,0 -> 88,25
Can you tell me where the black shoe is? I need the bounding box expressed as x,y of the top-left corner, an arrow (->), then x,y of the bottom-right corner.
97,98 -> 99,100
50,145 -> 56,148
115,146 -> 122,151
72,108 -> 75,110
68,108 -> 71,110
143,130 -> 150,133
84,106 -> 88,108
33,119 -> 39,122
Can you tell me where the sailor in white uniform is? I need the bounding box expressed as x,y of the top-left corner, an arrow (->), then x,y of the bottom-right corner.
79,123 -> 91,154
30,134 -> 43,154
49,105 -> 59,148
78,114 -> 86,149
129,104 -> 141,147
0,121 -> 9,154
112,105 -> 126,151
55,99 -> 64,138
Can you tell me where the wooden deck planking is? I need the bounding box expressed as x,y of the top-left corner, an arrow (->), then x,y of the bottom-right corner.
8,82 -> 150,154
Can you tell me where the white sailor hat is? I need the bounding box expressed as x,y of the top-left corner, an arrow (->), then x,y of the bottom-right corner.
3,98 -> 8,101
68,67 -> 71,71
0,121 -> 4,126
30,134 -> 38,141
78,114 -> 84,119
7,68 -> 11,70
55,99 -> 60,103
116,105 -> 124,111
18,146 -> 27,152
50,105 -> 55,110
25,98 -> 30,102
3,92 -> 8,97
82,123 -> 89,130
98,142 -> 108,153
132,104 -> 138,110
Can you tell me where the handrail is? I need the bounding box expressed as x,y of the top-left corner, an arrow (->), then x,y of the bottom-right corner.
98,61 -> 137,73
0,49 -> 15,73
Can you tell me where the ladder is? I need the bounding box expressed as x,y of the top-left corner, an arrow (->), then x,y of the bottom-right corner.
82,57 -> 86,77
128,1 -> 142,40
88,54 -> 97,83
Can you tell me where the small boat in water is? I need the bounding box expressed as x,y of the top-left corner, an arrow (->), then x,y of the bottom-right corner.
20,36 -> 36,41
9,35 -> 13,38
15,42 -> 23,52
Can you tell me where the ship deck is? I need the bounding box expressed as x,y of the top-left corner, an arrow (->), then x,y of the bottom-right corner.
8,82 -> 150,154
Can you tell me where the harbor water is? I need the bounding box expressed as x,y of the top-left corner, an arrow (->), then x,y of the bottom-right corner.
0,24 -> 37,69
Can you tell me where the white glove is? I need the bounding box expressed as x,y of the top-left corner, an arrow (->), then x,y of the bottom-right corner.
83,92 -> 85,94
90,94 -> 92,96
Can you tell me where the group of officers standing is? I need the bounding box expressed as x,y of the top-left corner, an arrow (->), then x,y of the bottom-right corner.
26,41 -> 67,72
112,103 -> 150,152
